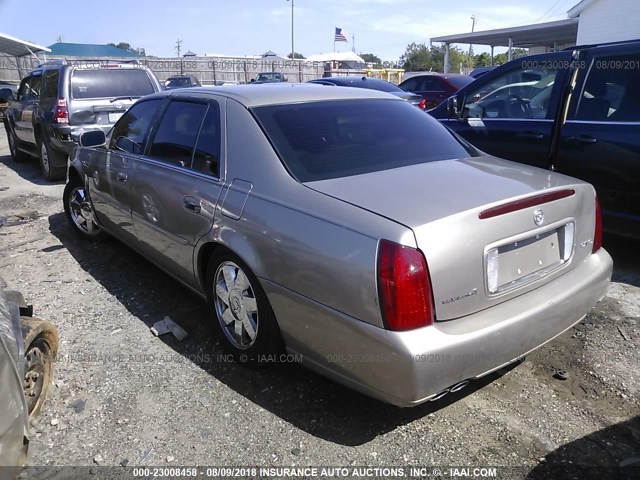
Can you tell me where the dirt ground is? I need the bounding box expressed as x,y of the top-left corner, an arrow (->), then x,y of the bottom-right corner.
0,127 -> 638,479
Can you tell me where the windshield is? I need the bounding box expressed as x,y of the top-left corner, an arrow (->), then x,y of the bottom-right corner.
166,77 -> 191,88
253,99 -> 478,182
71,69 -> 155,99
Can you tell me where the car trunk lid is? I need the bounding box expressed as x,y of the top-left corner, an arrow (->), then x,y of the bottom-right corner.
305,156 -> 597,320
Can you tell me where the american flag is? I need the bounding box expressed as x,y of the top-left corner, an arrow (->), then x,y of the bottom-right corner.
334,27 -> 348,42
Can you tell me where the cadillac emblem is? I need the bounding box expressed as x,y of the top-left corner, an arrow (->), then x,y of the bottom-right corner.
533,209 -> 544,226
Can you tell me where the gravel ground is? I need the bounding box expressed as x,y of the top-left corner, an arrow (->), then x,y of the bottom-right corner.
0,128 -> 638,479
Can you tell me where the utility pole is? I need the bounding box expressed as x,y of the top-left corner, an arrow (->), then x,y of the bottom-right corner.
352,34 -> 355,53
468,15 -> 476,72
175,39 -> 183,74
287,0 -> 294,60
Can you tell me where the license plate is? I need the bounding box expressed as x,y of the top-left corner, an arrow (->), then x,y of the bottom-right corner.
487,224 -> 573,294
108,112 -> 123,123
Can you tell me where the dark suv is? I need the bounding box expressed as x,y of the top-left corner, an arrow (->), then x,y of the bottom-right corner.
430,39 -> 640,239
2,59 -> 162,180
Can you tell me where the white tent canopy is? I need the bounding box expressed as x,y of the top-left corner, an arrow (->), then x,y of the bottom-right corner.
0,32 -> 50,57
306,51 -> 365,63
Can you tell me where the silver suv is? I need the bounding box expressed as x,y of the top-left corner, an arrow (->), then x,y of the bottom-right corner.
2,59 -> 162,180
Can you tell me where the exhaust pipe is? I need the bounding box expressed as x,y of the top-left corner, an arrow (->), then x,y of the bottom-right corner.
429,380 -> 471,401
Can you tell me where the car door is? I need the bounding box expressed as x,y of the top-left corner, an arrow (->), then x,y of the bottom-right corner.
85,98 -> 165,243
556,45 -> 640,237
131,96 -> 225,288
13,75 -> 41,144
441,52 -> 572,168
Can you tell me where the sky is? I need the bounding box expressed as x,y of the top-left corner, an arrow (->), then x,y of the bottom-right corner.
0,0 -> 578,60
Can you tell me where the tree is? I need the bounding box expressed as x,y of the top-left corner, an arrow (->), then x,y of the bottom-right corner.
399,43 -> 467,72
286,52 -> 306,59
493,48 -> 528,66
108,42 -> 146,56
361,53 -> 382,67
473,52 -> 492,67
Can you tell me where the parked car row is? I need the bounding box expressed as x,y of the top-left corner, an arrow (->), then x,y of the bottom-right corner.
429,38 -> 640,239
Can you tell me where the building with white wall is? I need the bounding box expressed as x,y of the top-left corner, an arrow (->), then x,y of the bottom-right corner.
569,0 -> 640,44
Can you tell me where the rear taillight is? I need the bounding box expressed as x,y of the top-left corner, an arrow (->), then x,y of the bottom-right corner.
377,240 -> 434,331
593,195 -> 602,253
54,98 -> 69,124
418,99 -> 427,110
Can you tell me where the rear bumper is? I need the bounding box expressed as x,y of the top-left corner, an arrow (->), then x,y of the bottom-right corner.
264,248 -> 612,407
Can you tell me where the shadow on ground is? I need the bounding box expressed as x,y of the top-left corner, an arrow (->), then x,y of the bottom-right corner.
48,211 -> 518,446
528,416 -> 640,479
0,151 -> 64,187
604,234 -> 640,288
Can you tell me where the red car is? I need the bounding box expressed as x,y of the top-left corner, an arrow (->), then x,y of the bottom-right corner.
399,73 -> 474,109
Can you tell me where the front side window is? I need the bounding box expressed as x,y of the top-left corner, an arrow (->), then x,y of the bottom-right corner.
109,99 -> 164,154
148,101 -> 208,167
463,64 -> 563,120
253,99 -> 478,182
18,76 -> 41,101
572,54 -> 640,123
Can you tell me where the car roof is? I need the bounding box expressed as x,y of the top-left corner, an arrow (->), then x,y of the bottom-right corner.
149,83 -> 400,107
311,76 -> 392,86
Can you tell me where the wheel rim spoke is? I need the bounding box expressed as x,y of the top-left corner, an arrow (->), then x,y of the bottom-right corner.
242,296 -> 257,314
222,265 -> 236,289
221,308 -> 235,326
235,270 -> 250,291
242,314 -> 257,340
216,282 -> 230,305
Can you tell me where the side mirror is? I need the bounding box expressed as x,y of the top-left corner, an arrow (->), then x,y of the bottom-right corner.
79,130 -> 106,148
447,96 -> 460,117
250,78 -> 256,83
0,88 -> 15,102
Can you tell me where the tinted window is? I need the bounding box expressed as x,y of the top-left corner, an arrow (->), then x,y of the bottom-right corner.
192,104 -> 221,176
573,55 -> 640,123
109,99 -> 163,154
42,69 -> 60,100
463,65 -> 562,120
355,79 -> 402,92
166,77 -> 192,88
149,101 -> 208,167
253,99 -> 478,182
18,76 -> 41,101
399,77 -> 420,91
71,69 -> 155,99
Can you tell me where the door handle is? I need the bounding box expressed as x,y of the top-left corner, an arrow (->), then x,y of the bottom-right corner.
183,196 -> 201,213
569,135 -> 597,144
117,172 -> 128,183
516,132 -> 544,140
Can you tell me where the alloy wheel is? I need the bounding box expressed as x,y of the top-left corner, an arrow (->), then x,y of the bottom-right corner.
213,261 -> 259,350
67,186 -> 101,236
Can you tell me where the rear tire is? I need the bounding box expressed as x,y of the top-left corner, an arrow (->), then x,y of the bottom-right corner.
206,251 -> 283,365
39,135 -> 66,181
63,175 -> 108,241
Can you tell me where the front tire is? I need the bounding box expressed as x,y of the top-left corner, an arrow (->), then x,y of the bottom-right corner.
63,176 -> 108,241
5,123 -> 28,163
21,317 -> 58,418
206,251 -> 283,365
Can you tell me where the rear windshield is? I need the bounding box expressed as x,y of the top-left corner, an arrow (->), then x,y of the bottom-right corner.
71,69 -> 155,99
253,99 -> 478,182
355,80 -> 402,93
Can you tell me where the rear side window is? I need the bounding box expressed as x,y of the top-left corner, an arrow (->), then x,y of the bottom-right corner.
573,54 -> 640,123
109,99 -> 163,154
42,69 -> 60,100
18,76 -> 41,101
148,101 -> 208,167
253,99 -> 478,182
71,69 -> 155,99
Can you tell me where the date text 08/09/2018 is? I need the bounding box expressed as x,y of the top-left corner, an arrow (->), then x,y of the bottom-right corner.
131,466 -> 499,478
